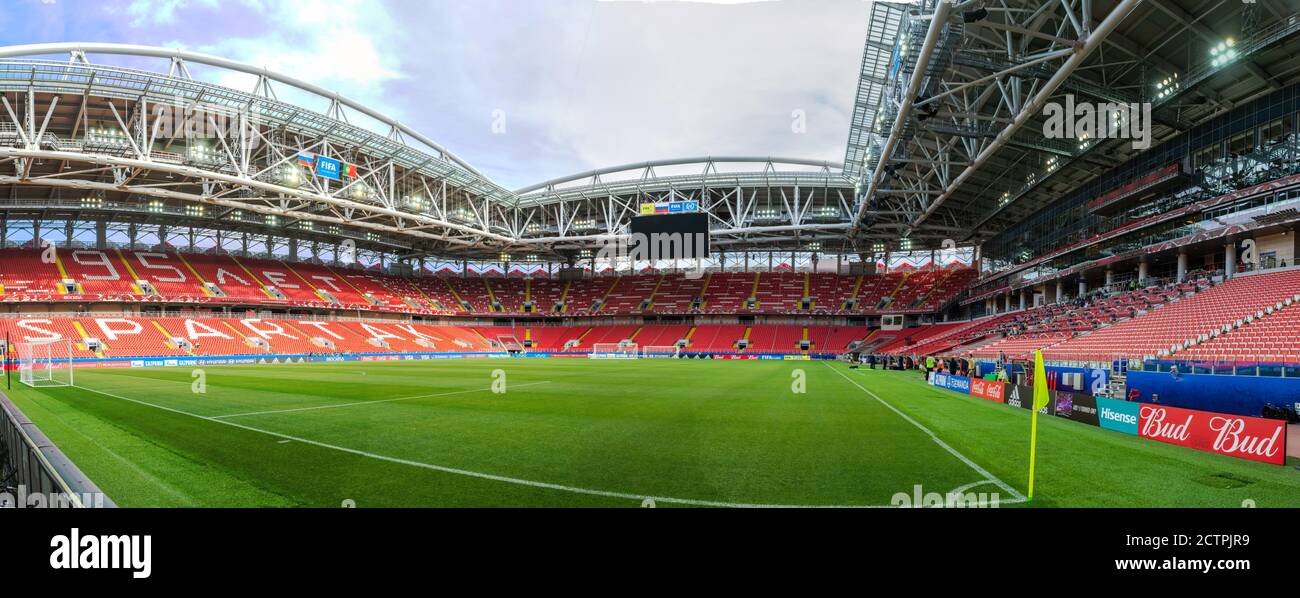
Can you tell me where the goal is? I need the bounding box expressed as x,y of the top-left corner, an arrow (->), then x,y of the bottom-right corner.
17,339 -> 74,388
641,345 -> 680,358
590,342 -> 638,359
496,335 -> 525,353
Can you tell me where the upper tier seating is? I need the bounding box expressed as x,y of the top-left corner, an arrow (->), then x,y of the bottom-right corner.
601,275 -> 660,313
442,276 -> 493,313
859,272 -> 907,311
0,248 -> 63,298
807,273 -> 856,312
753,273 -> 804,313
919,268 -> 979,311
527,279 -> 567,314
565,277 -> 617,313
486,278 -> 528,314
0,249 -> 976,316
649,274 -> 707,314
58,248 -> 140,296
701,273 -> 755,313
179,253 -> 274,302
409,277 -> 465,312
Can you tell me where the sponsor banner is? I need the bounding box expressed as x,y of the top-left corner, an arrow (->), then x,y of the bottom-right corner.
315,156 -> 342,180
1138,404 -> 1288,465
1096,397 -> 1139,436
638,200 -> 699,215
782,355 -> 811,361
969,378 -> 1004,402
1052,391 -> 1100,427
1004,384 -> 1055,415
930,373 -> 970,394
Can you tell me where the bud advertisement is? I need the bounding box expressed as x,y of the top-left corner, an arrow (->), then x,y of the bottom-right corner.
1138,404 -> 1288,465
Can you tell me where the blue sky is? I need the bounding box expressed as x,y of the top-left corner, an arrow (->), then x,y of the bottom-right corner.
3,0 -> 873,189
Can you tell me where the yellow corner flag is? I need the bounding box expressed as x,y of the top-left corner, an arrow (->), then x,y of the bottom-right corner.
1028,349 -> 1050,500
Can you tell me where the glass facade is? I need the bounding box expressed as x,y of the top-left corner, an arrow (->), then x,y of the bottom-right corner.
982,83 -> 1300,275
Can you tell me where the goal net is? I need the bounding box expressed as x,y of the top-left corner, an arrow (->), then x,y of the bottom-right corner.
641,345 -> 680,358
17,339 -> 74,388
590,342 -> 638,359
496,335 -> 525,353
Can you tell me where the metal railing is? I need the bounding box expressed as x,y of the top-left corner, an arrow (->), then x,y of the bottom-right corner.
0,393 -> 115,508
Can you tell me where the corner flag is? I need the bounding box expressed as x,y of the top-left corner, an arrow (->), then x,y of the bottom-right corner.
1027,349 -> 1050,500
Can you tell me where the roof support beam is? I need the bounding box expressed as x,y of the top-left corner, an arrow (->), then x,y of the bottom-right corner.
850,0 -> 954,236
908,0 -> 1143,235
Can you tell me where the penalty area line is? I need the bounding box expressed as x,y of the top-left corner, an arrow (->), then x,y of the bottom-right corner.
822,362 -> 1028,503
69,384 -> 908,508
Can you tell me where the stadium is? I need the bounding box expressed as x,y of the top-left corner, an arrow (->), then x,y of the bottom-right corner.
1,0 -> 1299,511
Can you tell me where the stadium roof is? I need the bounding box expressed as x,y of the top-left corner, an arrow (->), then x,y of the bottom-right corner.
847,0 -> 1300,249
3,1 -> 1299,262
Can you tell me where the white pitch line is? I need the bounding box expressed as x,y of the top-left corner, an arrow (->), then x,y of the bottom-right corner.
823,362 -> 1028,503
70,383 -> 915,508
210,381 -> 554,419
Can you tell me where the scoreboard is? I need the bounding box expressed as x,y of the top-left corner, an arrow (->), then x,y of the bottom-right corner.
628,213 -> 710,260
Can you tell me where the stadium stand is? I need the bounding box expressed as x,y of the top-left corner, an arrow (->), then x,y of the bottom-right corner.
701,273 -> 755,313
1046,269 -> 1300,362
1175,299 -> 1300,364
687,324 -> 747,352
648,273 -> 707,314
0,248 -> 63,298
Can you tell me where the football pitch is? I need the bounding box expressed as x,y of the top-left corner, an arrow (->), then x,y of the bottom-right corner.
6,359 -> 1299,508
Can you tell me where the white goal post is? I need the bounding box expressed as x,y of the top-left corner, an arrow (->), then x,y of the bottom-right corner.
590,342 -> 638,359
17,339 -> 75,388
496,335 -> 525,353
641,345 -> 680,358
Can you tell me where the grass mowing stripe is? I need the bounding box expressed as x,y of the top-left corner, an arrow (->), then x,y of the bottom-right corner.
67,381 -> 915,508
822,362 -> 1029,503
211,381 -> 553,419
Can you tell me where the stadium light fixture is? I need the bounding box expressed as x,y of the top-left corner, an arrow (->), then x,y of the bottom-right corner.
1155,73 -> 1180,99
1210,38 -> 1236,67
350,182 -> 371,201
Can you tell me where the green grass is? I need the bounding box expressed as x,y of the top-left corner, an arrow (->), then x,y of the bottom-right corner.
5,359 -> 1298,507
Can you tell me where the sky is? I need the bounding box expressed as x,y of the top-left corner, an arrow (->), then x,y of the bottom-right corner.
1,0 -> 875,190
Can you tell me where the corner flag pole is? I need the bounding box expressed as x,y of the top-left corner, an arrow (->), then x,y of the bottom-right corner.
1028,349 -> 1050,500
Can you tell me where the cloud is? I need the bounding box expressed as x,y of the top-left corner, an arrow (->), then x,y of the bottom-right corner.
2,0 -> 872,189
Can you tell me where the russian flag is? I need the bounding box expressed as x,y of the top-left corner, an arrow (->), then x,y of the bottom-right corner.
297,151 -> 316,167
